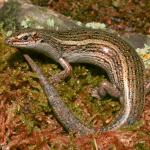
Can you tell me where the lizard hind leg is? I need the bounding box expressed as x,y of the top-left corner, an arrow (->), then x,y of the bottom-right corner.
50,58 -> 72,84
91,80 -> 121,101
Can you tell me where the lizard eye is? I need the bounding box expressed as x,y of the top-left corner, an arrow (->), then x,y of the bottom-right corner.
21,35 -> 28,41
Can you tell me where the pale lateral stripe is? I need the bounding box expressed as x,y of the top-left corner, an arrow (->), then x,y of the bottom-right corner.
52,37 -> 118,46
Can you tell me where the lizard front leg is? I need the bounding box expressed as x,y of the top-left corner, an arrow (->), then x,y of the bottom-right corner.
51,58 -> 72,83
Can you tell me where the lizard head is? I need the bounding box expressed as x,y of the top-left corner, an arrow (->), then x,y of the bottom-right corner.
5,29 -> 62,61
5,30 -> 45,49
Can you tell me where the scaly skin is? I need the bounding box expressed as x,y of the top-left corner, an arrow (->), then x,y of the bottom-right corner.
5,29 -> 145,134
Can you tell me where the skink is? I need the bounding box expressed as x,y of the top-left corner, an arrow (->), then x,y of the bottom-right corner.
5,29 -> 146,135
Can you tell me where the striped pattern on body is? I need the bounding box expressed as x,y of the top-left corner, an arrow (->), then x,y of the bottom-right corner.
48,29 -> 145,130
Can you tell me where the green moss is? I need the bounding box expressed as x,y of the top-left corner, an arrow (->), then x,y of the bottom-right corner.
0,1 -> 20,32
135,142 -> 150,150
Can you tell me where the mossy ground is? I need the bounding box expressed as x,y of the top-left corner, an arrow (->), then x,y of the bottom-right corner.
1,0 -> 150,149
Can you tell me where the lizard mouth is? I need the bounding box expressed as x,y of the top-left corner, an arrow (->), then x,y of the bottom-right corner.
6,40 -> 25,46
5,38 -> 22,46
5,38 -> 35,47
